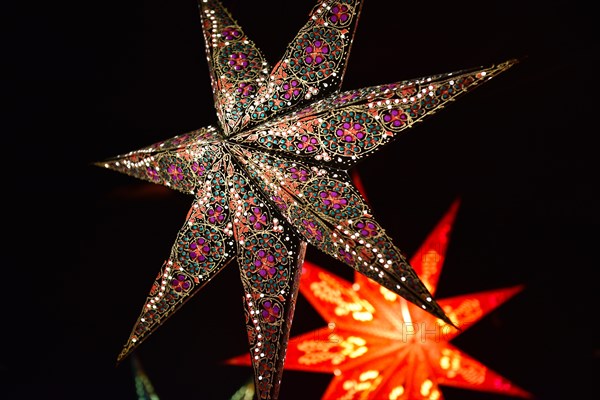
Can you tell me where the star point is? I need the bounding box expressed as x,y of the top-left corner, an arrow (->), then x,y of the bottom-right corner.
227,197 -> 531,399
98,1 -> 517,398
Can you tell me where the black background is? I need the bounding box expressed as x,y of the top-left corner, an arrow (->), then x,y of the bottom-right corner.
4,0 -> 597,399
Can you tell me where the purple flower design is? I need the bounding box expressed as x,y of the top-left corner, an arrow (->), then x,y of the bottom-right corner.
302,219 -> 323,242
336,122 -> 365,142
249,207 -> 268,230
167,164 -> 184,181
282,80 -> 301,100
207,206 -> 225,224
329,4 -> 349,24
189,237 -> 211,262
146,167 -> 160,182
339,248 -> 354,264
261,300 -> 281,323
237,82 -> 254,97
304,40 -> 329,65
296,135 -> 318,152
229,52 -> 249,70
382,109 -> 408,128
289,167 -> 309,181
272,196 -> 288,210
192,161 -> 205,176
356,221 -> 378,237
255,250 -> 277,278
221,27 -> 241,40
319,190 -> 348,209
171,274 -> 191,293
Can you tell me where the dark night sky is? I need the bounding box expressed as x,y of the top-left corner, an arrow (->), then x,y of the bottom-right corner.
3,0 -> 597,399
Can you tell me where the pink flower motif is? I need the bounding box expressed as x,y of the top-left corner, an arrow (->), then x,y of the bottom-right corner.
319,190 -> 348,209
329,4 -> 349,24
282,80 -> 301,100
249,207 -> 268,230
237,82 -> 254,97
356,221 -> 378,237
255,250 -> 277,278
171,274 -> 191,293
167,164 -> 184,181
272,195 -> 288,210
192,161 -> 205,176
261,300 -> 281,323
336,122 -> 365,142
146,167 -> 160,182
289,167 -> 308,181
304,40 -> 329,65
189,237 -> 211,262
296,135 -> 318,152
339,248 -> 354,264
229,52 -> 249,70
382,109 -> 408,128
302,219 -> 323,242
207,205 -> 225,224
221,27 -> 240,41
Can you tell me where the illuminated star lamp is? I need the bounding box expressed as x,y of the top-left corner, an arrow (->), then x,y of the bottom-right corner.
96,0 -> 517,398
227,174 -> 531,399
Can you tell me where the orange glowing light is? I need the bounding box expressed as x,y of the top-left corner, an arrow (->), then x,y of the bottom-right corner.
227,180 -> 531,399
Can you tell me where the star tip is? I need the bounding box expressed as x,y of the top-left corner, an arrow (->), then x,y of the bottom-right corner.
448,320 -> 461,331
503,57 -> 524,69
91,160 -> 108,168
441,314 -> 461,331
448,197 -> 462,214
488,58 -> 521,71
512,386 -> 535,399
222,356 -> 246,366
511,283 -> 527,295
115,351 -> 129,367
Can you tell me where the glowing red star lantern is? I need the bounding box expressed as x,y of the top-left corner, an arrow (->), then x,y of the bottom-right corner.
227,188 -> 531,399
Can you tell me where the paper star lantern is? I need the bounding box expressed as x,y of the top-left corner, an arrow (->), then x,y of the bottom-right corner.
96,0 -> 516,398
228,190 -> 531,399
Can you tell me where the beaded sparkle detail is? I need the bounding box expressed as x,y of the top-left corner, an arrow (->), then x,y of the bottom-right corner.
97,1 -> 516,398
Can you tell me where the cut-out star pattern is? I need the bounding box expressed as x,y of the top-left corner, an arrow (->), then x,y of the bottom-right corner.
228,193 -> 531,399
97,0 -> 516,398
